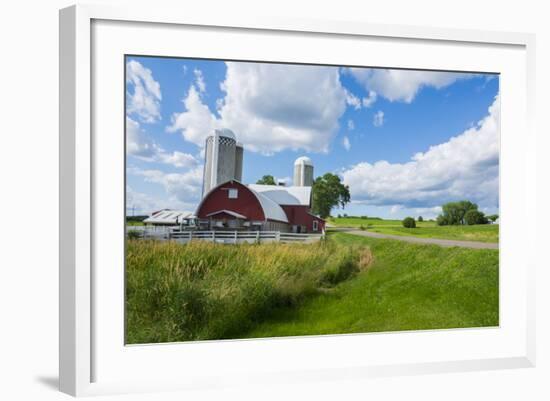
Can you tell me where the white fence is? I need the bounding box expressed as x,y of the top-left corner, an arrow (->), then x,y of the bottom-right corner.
127,227 -> 324,244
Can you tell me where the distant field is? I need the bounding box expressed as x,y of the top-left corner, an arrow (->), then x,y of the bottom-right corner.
245,233 -> 499,338
328,217 -> 498,243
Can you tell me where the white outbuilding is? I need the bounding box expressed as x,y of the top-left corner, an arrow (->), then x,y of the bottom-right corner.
143,209 -> 195,226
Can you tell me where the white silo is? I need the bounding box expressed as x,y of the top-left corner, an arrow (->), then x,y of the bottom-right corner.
234,142 -> 244,182
293,156 -> 314,187
202,129 -> 238,196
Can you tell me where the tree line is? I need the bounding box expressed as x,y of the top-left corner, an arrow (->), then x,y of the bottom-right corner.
435,200 -> 498,226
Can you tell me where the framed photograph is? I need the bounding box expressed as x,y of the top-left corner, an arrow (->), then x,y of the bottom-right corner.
59,4 -> 536,396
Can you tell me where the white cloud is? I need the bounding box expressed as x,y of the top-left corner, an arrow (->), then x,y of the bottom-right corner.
347,119 -> 355,130
345,90 -> 362,110
193,68 -> 206,93
168,62 -> 347,154
167,85 -> 218,147
373,111 -> 384,127
390,205 -> 402,215
342,136 -> 351,151
126,60 -> 162,123
126,185 -> 197,215
126,116 -> 159,159
127,116 -> 198,168
341,94 -> 500,210
126,186 -> 170,215
362,90 -> 377,108
156,151 -> 198,168
348,68 -> 473,103
129,166 -> 204,206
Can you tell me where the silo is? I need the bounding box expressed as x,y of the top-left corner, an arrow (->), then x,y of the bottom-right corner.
293,156 -> 314,187
234,142 -> 244,182
202,129 -> 237,197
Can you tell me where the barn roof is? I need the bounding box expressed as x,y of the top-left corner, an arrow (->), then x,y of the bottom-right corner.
250,190 -> 289,223
206,210 -> 247,219
247,184 -> 311,206
143,209 -> 194,225
196,181 -> 289,223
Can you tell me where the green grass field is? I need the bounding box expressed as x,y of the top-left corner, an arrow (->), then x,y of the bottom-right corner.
245,233 -> 499,338
126,233 -> 499,343
328,217 -> 499,243
126,239 -> 366,344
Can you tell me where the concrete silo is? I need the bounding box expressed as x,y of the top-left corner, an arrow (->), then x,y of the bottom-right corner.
293,156 -> 314,187
202,129 -> 238,197
234,142 -> 244,182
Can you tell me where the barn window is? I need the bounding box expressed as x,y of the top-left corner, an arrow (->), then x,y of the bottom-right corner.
228,189 -> 238,199
312,220 -> 319,231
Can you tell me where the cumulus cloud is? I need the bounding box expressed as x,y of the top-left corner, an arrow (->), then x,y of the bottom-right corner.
348,68 -> 473,103
128,166 -> 204,206
194,68 -> 206,93
126,60 -> 162,123
362,90 -> 377,108
168,62 -> 347,154
342,136 -> 351,151
126,185 -> 197,215
373,111 -> 384,127
127,116 -> 198,168
126,116 -> 159,159
167,85 -> 218,147
341,94 -> 500,210
345,90 -> 362,110
126,186 -> 169,215
347,119 -> 355,131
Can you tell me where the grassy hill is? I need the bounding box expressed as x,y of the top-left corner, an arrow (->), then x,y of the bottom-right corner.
126,233 -> 499,343
245,233 -> 499,338
328,217 -> 498,243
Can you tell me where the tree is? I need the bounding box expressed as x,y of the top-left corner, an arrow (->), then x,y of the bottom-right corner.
417,216 -> 423,222
436,214 -> 450,226
437,200 -> 479,225
311,173 -> 351,219
256,175 -> 276,185
464,210 -> 489,225
402,217 -> 416,228
487,214 -> 499,223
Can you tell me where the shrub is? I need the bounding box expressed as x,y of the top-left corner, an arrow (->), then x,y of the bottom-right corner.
464,209 -> 488,225
417,216 -> 423,222
402,217 -> 416,228
359,224 -> 366,231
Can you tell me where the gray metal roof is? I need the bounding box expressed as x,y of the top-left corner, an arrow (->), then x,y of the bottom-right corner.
143,209 -> 194,225
248,184 -> 311,206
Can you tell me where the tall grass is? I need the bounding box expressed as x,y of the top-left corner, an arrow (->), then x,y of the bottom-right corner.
126,239 -> 366,344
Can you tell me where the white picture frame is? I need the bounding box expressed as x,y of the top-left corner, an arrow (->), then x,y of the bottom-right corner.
59,4 -> 536,397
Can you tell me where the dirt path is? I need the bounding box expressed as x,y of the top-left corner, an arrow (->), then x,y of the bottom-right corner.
338,229 -> 499,249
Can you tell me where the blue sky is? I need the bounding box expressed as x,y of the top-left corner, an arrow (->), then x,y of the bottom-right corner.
126,56 -> 499,219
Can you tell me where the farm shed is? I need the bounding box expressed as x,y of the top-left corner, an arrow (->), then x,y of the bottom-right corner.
143,209 -> 195,226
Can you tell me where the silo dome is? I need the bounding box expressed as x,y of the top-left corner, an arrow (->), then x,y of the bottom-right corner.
294,156 -> 313,166
214,128 -> 236,140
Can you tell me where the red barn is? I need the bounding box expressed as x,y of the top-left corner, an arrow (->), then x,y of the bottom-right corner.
195,181 -> 325,233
